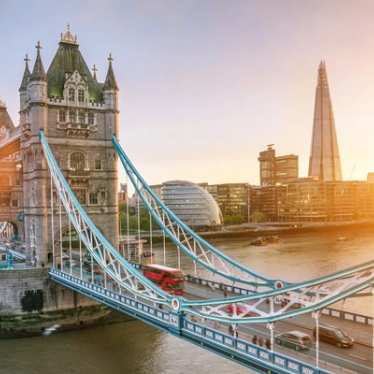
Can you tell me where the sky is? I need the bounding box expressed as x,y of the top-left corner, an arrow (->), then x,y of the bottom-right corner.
1,0 -> 374,185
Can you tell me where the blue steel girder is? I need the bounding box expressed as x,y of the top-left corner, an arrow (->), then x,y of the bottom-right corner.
112,135 -> 374,324
40,131 -> 171,305
40,130 -> 374,325
112,135 -> 282,291
50,269 -> 332,374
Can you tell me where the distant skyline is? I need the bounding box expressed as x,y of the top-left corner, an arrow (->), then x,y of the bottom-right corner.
1,0 -> 374,185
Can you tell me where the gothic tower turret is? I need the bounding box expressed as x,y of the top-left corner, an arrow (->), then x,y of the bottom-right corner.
27,42 -> 48,134
23,41 -> 49,265
103,54 -> 119,148
20,27 -> 119,266
19,54 -> 30,112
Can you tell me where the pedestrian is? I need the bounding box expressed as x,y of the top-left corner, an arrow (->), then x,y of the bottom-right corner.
265,338 -> 271,350
252,335 -> 258,345
223,290 -> 228,298
258,337 -> 264,347
228,325 -> 234,336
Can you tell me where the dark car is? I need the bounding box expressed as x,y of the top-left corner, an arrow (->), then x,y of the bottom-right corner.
313,324 -> 354,348
275,331 -> 312,351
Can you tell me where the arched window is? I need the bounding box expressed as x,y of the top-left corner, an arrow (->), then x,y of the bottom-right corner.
88,112 -> 95,125
94,159 -> 102,170
78,89 -> 85,103
70,152 -> 86,171
68,88 -> 75,102
74,189 -> 87,205
79,111 -> 85,124
59,110 -> 66,122
69,110 -> 76,123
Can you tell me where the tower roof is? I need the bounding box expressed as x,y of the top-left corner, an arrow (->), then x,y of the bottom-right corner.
30,42 -> 47,82
60,24 -> 78,45
103,54 -> 119,91
308,61 -> 342,181
19,54 -> 31,91
0,102 -> 15,131
47,30 -> 103,101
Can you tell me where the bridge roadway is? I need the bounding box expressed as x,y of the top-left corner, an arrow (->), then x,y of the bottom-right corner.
185,281 -> 373,374
54,261 -> 371,374
51,268 -> 331,374
55,253 -> 373,373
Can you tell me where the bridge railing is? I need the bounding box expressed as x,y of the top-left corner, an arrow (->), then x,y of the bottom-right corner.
183,320 -> 329,374
321,307 -> 373,326
50,268 -> 331,374
186,273 -> 374,327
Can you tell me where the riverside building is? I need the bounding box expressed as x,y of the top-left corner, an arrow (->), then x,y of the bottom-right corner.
258,144 -> 298,186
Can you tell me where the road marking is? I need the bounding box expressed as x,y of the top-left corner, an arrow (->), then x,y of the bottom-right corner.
348,353 -> 368,361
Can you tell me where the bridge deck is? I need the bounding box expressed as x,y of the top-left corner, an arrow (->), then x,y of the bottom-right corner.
50,268 -> 333,374
186,280 -> 373,374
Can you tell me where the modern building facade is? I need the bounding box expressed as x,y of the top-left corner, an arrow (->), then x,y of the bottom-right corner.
308,61 -> 342,181
250,180 -> 374,222
161,180 -> 223,230
258,144 -> 298,186
207,183 -> 250,223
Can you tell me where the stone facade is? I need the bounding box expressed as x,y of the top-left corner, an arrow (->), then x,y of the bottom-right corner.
0,28 -> 121,332
12,29 -> 120,265
0,267 -> 115,337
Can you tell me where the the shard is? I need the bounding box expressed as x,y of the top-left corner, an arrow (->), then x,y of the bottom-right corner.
308,61 -> 342,181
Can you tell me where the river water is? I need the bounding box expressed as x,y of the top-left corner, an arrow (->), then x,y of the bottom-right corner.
1,227 -> 374,374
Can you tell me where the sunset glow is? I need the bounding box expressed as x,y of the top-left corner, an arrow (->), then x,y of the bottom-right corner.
1,1 -> 374,185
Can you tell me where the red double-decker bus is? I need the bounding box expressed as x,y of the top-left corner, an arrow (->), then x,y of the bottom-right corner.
142,264 -> 184,295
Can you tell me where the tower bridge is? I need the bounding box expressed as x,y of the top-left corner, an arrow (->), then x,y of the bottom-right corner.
0,29 -> 373,374
0,27 -> 119,264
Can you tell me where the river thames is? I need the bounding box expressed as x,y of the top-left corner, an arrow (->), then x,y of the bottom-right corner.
1,226 -> 374,374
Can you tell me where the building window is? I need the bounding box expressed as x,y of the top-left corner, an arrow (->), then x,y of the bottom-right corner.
89,192 -> 98,205
74,189 -> 87,205
101,190 -> 106,203
12,199 -> 18,208
79,111 -> 86,124
94,159 -> 102,170
88,112 -> 95,125
68,88 -> 75,102
0,192 -> 10,206
59,110 -> 66,122
78,89 -> 85,103
70,152 -> 86,171
69,110 -> 76,123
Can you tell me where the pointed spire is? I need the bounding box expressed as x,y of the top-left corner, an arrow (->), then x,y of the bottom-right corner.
103,53 -> 119,91
92,64 -> 98,81
30,41 -> 46,82
19,54 -> 31,91
317,60 -> 329,87
308,60 -> 342,181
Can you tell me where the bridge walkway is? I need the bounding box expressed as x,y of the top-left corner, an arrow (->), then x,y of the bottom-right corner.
185,282 -> 373,374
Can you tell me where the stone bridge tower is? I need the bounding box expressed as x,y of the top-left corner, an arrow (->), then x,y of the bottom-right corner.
20,27 -> 119,265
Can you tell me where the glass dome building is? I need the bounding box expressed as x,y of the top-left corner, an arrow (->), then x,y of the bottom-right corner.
161,180 -> 223,231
